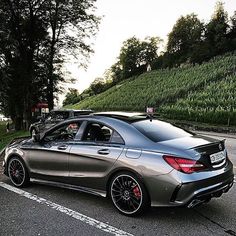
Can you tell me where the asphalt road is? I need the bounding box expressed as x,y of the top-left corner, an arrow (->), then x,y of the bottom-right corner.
0,131 -> 235,236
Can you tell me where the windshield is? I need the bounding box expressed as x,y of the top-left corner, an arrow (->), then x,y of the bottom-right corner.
132,119 -> 193,142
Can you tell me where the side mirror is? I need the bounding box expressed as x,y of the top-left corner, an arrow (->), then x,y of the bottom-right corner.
33,133 -> 41,142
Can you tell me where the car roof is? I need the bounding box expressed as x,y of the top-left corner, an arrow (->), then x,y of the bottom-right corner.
93,111 -> 151,122
42,112 -> 153,147
52,109 -> 93,112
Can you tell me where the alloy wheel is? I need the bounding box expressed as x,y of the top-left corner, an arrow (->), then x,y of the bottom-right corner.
8,158 -> 27,187
111,174 -> 143,215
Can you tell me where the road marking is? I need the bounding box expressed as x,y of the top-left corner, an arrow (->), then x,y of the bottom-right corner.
0,182 -> 133,236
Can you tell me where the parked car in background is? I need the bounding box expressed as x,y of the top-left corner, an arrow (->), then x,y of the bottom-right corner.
29,109 -> 93,136
3,112 -> 234,216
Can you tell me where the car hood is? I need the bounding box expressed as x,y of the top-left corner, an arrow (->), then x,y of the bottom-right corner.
8,136 -> 31,148
158,134 -> 220,150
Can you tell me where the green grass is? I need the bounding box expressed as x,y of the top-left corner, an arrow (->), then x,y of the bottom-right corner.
0,123 -> 29,152
67,52 -> 236,125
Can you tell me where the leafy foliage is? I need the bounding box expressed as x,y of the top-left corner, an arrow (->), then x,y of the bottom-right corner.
112,36 -> 162,82
167,14 -> 204,65
63,88 -> 81,106
0,0 -> 100,129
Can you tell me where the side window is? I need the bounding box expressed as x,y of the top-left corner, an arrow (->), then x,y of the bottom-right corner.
44,122 -> 81,142
82,122 -> 124,144
82,123 -> 112,142
110,130 -> 124,144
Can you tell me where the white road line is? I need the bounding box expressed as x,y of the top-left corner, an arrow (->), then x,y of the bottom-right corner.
0,182 -> 133,236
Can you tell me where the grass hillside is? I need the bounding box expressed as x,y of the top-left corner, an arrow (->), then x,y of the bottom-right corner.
69,52 -> 236,125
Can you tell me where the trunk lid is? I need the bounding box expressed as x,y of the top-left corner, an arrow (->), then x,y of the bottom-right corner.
159,134 -> 227,169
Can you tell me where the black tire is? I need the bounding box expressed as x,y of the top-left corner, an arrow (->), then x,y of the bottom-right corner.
8,156 -> 30,187
109,171 -> 150,216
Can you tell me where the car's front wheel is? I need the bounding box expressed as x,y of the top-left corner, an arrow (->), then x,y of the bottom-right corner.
110,172 -> 149,216
8,157 -> 30,187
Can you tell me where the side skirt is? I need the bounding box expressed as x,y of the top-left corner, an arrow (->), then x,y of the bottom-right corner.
30,178 -> 107,198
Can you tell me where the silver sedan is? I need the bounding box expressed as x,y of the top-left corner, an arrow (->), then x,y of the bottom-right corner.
2,112 -> 234,216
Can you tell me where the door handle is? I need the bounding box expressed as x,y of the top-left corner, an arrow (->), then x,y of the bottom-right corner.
97,149 -> 110,155
58,145 -> 68,150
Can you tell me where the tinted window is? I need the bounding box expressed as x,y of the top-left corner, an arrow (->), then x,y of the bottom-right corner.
82,122 -> 124,144
44,122 -> 81,142
110,130 -> 124,144
82,123 -> 112,142
132,119 -> 193,142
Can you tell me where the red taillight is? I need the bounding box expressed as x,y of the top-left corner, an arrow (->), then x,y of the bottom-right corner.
163,155 -> 206,174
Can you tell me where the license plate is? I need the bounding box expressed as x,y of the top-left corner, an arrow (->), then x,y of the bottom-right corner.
210,151 -> 225,164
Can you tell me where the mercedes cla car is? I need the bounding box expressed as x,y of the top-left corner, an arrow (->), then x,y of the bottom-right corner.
3,112 -> 234,216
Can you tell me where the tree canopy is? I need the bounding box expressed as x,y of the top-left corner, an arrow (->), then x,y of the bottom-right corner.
0,0 -> 100,129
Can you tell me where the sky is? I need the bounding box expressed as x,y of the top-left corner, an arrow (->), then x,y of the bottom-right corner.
61,0 -> 236,104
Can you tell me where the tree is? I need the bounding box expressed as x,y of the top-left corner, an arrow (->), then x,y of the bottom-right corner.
141,37 -> 162,70
113,36 -> 162,80
45,0 -> 100,110
63,88 -> 80,106
205,1 -> 229,57
167,14 -> 204,65
0,0 -> 100,129
0,0 -> 49,129
90,77 -> 106,95
228,11 -> 236,50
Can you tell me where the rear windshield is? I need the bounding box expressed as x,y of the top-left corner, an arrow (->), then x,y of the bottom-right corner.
132,119 -> 193,142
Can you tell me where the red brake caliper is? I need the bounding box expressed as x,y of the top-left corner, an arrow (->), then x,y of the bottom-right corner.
133,186 -> 141,198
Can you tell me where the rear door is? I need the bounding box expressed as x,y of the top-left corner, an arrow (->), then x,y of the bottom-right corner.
69,121 -> 125,189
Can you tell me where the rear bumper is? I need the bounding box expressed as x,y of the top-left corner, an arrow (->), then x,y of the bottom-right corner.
186,176 -> 234,208
148,160 -> 234,207
170,161 -> 234,207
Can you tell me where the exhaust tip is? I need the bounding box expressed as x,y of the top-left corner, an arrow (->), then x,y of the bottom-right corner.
187,199 -> 205,208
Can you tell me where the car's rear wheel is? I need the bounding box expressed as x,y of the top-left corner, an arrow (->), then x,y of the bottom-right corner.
110,172 -> 149,216
8,157 -> 30,187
